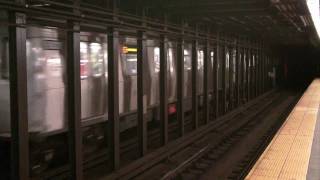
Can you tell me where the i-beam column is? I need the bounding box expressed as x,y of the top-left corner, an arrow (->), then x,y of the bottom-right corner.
66,21 -> 83,180
222,44 -> 227,114
9,10 -> 29,180
160,35 -> 168,145
177,38 -> 185,136
246,45 -> 250,102
137,31 -> 147,156
247,45 -> 251,101
236,40 -> 240,107
214,34 -> 220,118
191,39 -> 198,129
108,28 -> 120,170
203,39 -> 210,124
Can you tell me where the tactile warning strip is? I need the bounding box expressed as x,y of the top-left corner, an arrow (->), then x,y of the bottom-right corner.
246,79 -> 320,180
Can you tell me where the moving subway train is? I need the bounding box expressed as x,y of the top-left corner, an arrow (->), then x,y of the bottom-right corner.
0,26 -> 211,175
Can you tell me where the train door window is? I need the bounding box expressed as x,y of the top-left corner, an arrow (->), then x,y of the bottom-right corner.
225,50 -> 230,89
209,51 -> 214,92
197,49 -> 205,125
154,47 -> 160,73
0,11 -> 10,178
232,49 -> 236,84
122,38 -> 138,76
183,44 -> 192,99
80,32 -> 107,121
119,36 -> 139,165
26,26 -> 69,177
167,42 -> 177,105
167,41 -> 178,142
208,51 -> 214,119
183,43 -> 192,130
197,50 -> 204,95
145,39 -> 160,107
119,36 -> 138,123
26,26 -> 66,133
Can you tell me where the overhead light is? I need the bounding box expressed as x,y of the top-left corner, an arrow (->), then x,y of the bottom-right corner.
307,0 -> 320,38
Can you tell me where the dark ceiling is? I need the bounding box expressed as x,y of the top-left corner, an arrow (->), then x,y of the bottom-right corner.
128,0 -> 317,45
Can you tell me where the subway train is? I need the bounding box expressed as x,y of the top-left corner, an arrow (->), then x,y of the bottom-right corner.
0,26 -> 212,176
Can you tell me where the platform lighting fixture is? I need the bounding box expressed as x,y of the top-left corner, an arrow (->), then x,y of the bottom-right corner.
307,0 -> 320,38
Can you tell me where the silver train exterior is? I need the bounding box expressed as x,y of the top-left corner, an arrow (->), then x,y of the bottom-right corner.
0,27 -> 211,135
0,26 -> 276,176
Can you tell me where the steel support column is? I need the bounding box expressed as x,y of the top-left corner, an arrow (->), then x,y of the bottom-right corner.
242,46 -> 246,103
236,41 -> 240,106
137,31 -> 147,156
246,46 -> 250,102
191,39 -> 198,128
177,38 -> 185,136
261,50 -> 264,93
160,35 -> 168,145
229,46 -> 233,110
263,50 -> 266,92
255,48 -> 259,97
222,45 -> 227,114
9,11 -> 29,180
107,28 -> 120,170
214,34 -> 220,119
239,46 -> 243,104
66,21 -> 83,180
259,47 -> 263,95
203,39 -> 210,124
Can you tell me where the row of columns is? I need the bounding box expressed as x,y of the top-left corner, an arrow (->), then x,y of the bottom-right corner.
8,7 -> 273,180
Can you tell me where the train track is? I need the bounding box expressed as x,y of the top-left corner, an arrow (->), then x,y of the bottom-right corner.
134,91 -> 298,180
228,93 -> 299,180
41,91 -> 278,179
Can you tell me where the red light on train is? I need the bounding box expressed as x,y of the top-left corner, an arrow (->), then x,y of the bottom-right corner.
168,104 -> 176,114
80,62 -> 88,79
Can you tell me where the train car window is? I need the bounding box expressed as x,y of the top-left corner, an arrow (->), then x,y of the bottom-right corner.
167,43 -> 177,103
197,50 -> 204,95
80,42 -> 89,79
183,45 -> 192,98
184,49 -> 192,70
225,51 -> 230,88
253,55 -> 255,67
210,51 -> 214,68
119,36 -> 138,116
154,47 -> 160,73
145,39 -> 160,110
80,32 -> 107,120
122,46 -> 138,76
209,51 -> 214,91
26,26 -> 66,133
226,52 -> 230,68
198,50 -> 204,70
232,50 -> 236,84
